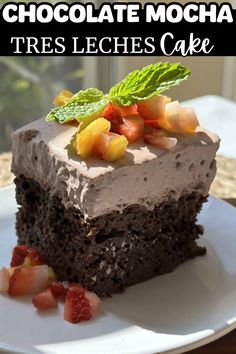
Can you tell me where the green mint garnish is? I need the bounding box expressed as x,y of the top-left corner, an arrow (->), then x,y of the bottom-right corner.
47,63 -> 191,124
47,88 -> 109,123
108,63 -> 191,106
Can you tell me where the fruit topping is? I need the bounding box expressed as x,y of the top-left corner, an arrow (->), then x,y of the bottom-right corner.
103,102 -> 138,120
103,102 -> 122,121
164,101 -> 199,133
75,117 -> 128,161
64,284 -> 101,323
48,63 -> 202,160
32,288 -> 58,310
75,117 -> 111,158
94,132 -> 128,161
114,115 -> 144,143
137,95 -> 169,122
119,104 -> 138,116
144,130 -> 177,150
53,90 -> 74,107
8,265 -> 53,296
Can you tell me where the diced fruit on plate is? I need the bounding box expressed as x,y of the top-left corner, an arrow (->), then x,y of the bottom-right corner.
49,281 -> 68,300
94,132 -> 128,161
0,267 -> 10,293
84,291 -> 101,318
8,265 -> 53,296
144,130 -> 177,150
137,95 -> 170,121
10,245 -> 29,267
114,115 -> 144,143
64,284 -> 92,323
75,118 -> 111,158
22,257 -> 32,267
64,284 -> 101,324
1,245 -> 102,324
10,245 -> 46,267
53,90 -> 74,106
32,288 -> 58,310
165,101 -> 199,133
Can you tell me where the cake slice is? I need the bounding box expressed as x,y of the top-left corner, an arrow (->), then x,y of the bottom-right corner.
11,63 -> 220,297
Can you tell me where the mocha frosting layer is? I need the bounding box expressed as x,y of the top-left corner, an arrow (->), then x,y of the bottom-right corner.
11,118 -> 220,219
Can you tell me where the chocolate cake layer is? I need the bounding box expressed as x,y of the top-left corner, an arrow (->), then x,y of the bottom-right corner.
15,175 -> 206,297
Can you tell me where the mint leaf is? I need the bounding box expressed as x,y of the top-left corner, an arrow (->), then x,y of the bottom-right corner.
108,63 -> 191,106
47,88 -> 108,123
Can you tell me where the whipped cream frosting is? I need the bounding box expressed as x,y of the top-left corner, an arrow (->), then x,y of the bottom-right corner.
12,118 -> 220,219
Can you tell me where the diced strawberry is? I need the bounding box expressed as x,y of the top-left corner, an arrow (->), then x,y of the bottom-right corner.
137,95 -> 168,121
49,281 -> 68,301
64,284 -> 92,323
32,288 -> 58,310
143,120 -> 160,128
0,267 -> 10,293
103,102 -> 122,121
102,103 -> 123,132
8,265 -> 51,296
115,115 -> 144,143
103,103 -> 137,120
119,104 -> 138,116
144,130 -> 177,150
10,245 -> 46,267
84,291 -> 101,318
26,249 -> 46,266
10,245 -> 29,267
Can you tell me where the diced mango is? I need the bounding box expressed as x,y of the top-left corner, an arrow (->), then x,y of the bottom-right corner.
53,90 -> 74,106
78,116 -> 98,133
102,134 -> 128,162
75,118 -> 111,158
75,130 -> 96,158
85,118 -> 111,134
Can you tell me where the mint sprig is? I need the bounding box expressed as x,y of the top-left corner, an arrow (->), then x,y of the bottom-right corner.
47,63 -> 191,124
47,88 -> 108,123
108,63 -> 191,106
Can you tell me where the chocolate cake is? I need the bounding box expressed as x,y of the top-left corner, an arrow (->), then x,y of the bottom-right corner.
11,118 -> 219,297
11,63 -> 220,297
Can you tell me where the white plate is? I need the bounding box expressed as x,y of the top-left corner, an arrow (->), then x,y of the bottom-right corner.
1,185 -> 236,354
